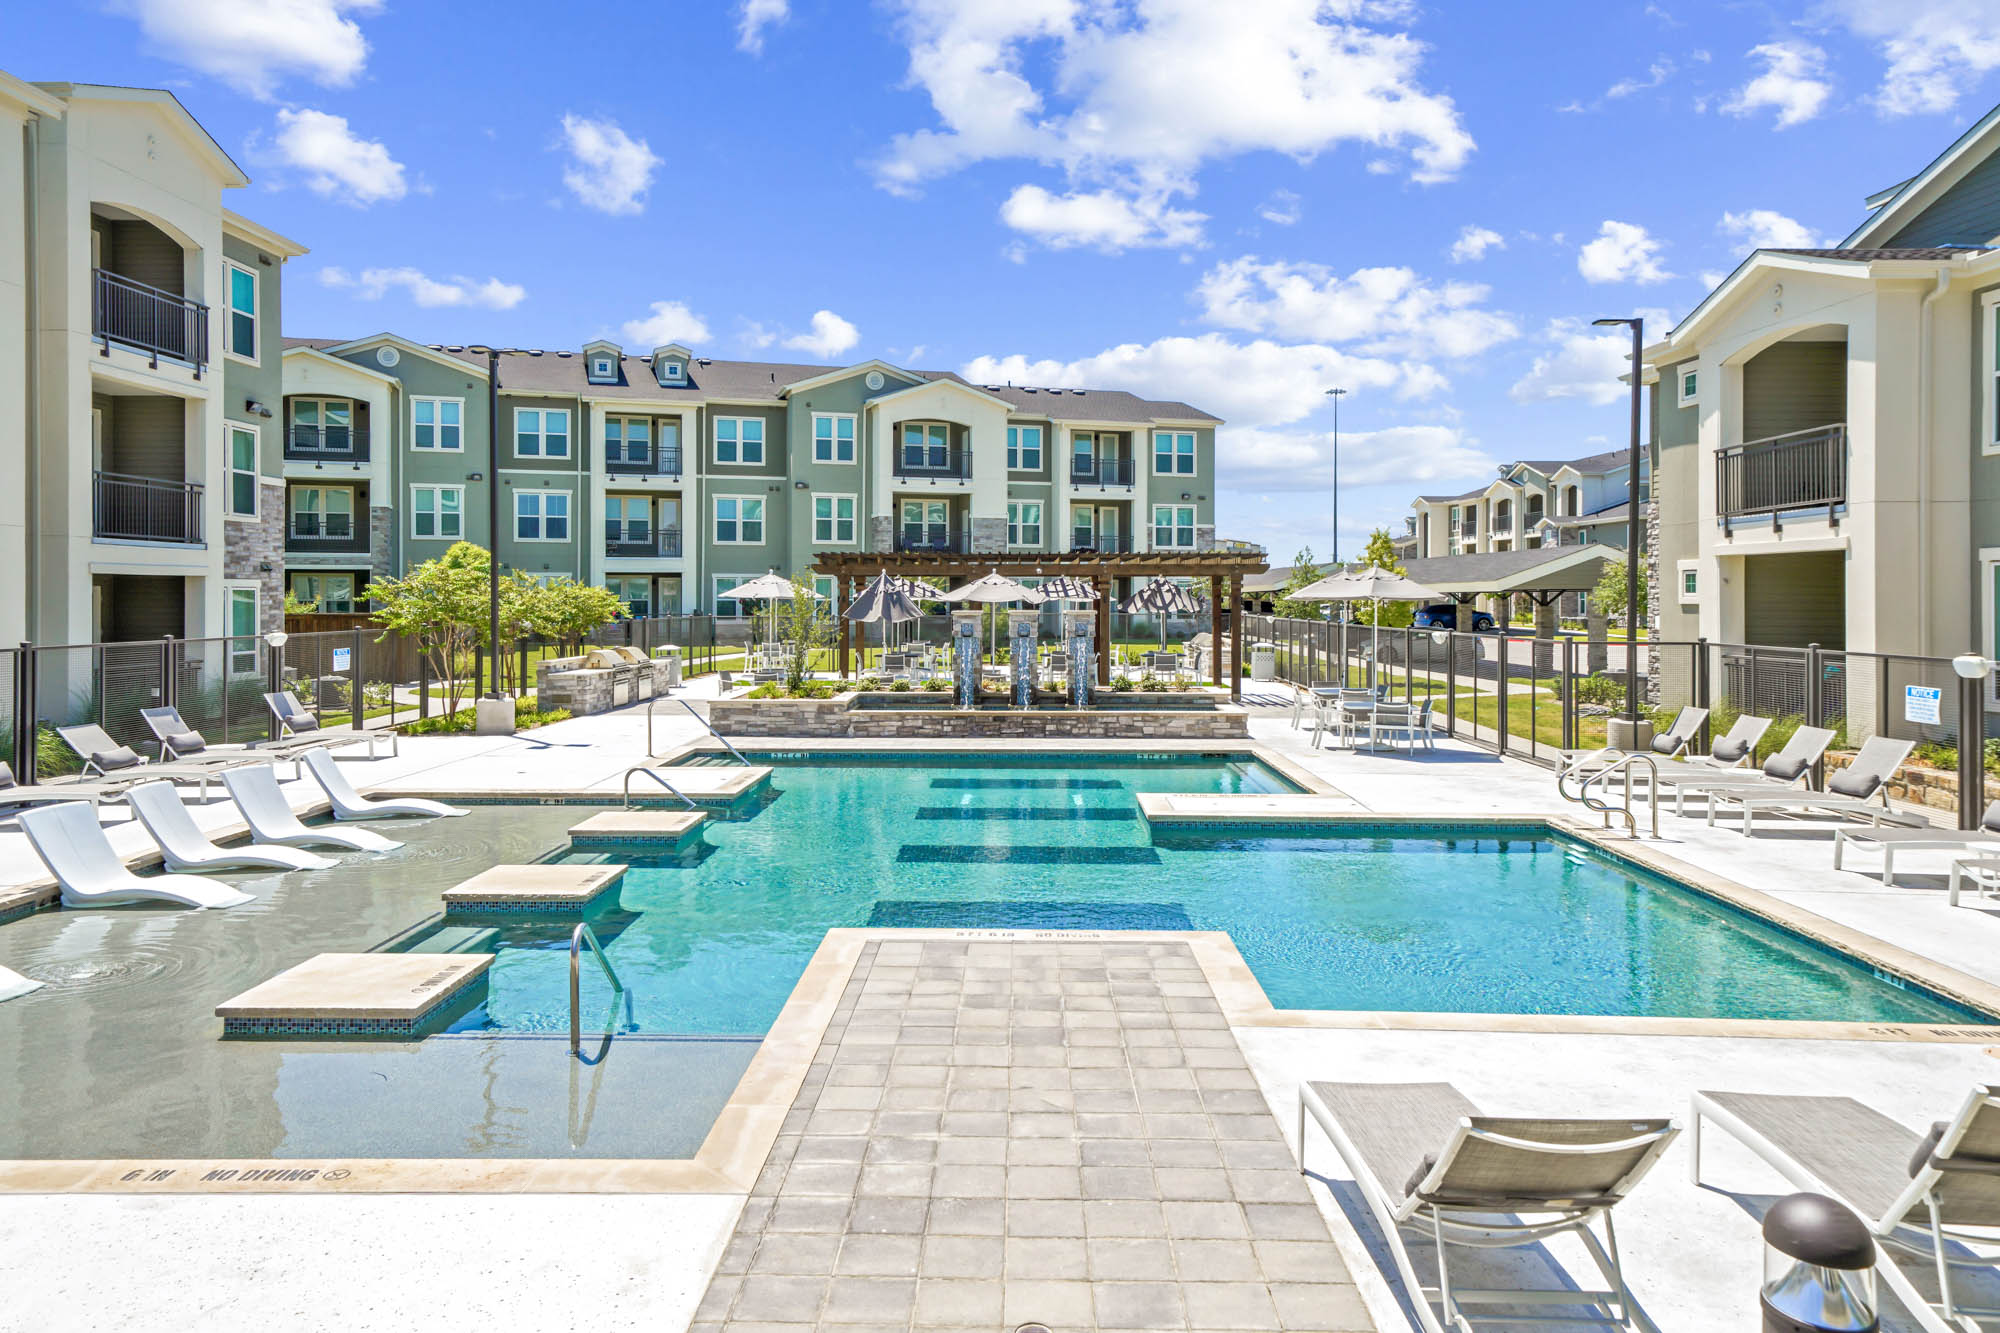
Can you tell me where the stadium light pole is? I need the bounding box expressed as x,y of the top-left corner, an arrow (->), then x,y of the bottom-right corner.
1591,316 -> 1645,728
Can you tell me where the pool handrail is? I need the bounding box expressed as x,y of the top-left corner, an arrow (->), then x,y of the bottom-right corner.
678,699 -> 750,765
570,921 -> 625,1057
621,765 -> 698,810
1574,752 -> 1660,839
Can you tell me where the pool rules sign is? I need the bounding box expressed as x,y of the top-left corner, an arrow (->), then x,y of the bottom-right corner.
1905,684 -> 1942,725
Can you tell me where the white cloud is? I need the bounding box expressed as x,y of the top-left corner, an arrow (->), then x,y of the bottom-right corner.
558,114 -> 662,216
1722,42 -> 1833,128
1510,320 -> 1633,406
737,0 -> 788,54
875,0 -> 1473,250
1719,208 -> 1823,251
320,266 -> 524,310
1449,225 -> 1504,263
272,108 -> 406,205
1258,190 -> 1302,227
1578,221 -> 1672,285
620,300 -> 713,348
784,310 -> 861,360
1607,57 -> 1676,99
1194,257 -> 1519,360
999,185 -> 1206,252
111,0 -> 378,99
1816,0 -> 2000,116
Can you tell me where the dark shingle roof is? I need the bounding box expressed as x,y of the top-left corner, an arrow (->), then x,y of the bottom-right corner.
1544,500 -> 1631,527
1766,246 -> 1993,262
1514,447 -> 1630,476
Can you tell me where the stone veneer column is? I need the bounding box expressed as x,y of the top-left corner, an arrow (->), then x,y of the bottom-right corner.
968,515 -> 1008,555
370,506 -> 394,582
868,515 -> 894,554
222,479 -> 289,633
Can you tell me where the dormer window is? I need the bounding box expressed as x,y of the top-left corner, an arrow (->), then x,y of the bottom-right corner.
582,340 -> 623,385
591,356 -> 614,382
663,361 -> 683,382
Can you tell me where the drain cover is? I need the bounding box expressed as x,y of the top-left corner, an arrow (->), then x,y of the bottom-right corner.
1014,1326 -> 1054,1333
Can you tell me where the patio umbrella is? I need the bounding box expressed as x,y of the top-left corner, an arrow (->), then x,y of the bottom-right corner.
882,575 -> 948,653
729,571 -> 823,647
1036,574 -> 1098,601
843,572 -> 919,671
1122,579 -> 1201,650
941,570 -> 1044,661
1291,568 -> 1442,690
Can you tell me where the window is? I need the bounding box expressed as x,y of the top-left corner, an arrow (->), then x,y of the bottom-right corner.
292,398 -> 353,452
290,486 -> 354,539
605,416 -> 653,468
1008,501 -> 1042,547
662,361 -> 683,382
292,572 -> 355,613
715,416 -> 765,465
1152,504 -> 1195,549
590,356 -> 616,383
605,495 -> 652,545
227,586 -> 258,674
901,499 -> 950,549
412,397 -> 463,451
1153,431 -> 1195,476
411,485 -> 462,540
1985,295 -> 2000,456
1008,425 -> 1043,471
902,422 -> 949,469
514,490 -> 570,541
813,494 -> 856,544
227,425 -> 258,518
515,407 -> 570,458
714,496 -> 764,544
607,576 -> 652,618
813,413 -> 856,464
714,574 -> 755,617
1677,559 -> 1700,606
224,260 -> 257,361
1677,365 -> 1699,408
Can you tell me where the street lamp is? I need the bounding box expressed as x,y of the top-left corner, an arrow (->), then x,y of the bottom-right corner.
1325,387 -> 1347,569
470,345 -> 504,700
1592,316 -> 1645,735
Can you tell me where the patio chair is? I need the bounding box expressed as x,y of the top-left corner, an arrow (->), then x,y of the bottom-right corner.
1299,1080 -> 1677,1333
16,800 -> 254,910
301,748 -> 466,822
55,723 -> 267,802
263,691 -> 396,758
0,761 -> 131,813
1646,725 -> 1837,816
222,765 -> 401,853
1560,706 -> 1710,777
143,705 -> 332,768
1691,1085 -> 2000,1333
1372,701 -> 1436,752
1949,853 -> 2000,907
1708,735 -> 1917,834
1832,798 -> 2000,886
125,780 -> 335,873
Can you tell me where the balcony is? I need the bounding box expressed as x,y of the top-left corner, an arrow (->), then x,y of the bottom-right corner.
893,447 -> 972,482
286,521 -> 368,555
1070,534 -> 1135,554
1070,458 -> 1135,488
605,526 -> 683,559
1717,424 -> 1846,533
94,471 -> 204,545
93,268 -> 208,375
605,447 -> 683,479
286,424 -> 371,464
896,527 -> 970,553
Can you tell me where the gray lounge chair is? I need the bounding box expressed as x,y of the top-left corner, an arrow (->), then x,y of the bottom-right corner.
263,691 -> 397,758
1833,799 -> 2000,886
1299,1080 -> 1678,1333
55,723 -> 267,801
1653,725 -> 1836,815
141,705 -> 334,769
1692,1086 -> 2000,1333
1561,705 -> 1710,775
1710,735 -> 1917,834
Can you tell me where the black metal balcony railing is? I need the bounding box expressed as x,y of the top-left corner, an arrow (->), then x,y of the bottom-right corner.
1491,511 -> 1513,533
604,447 -> 683,478
1070,458 -> 1135,487
286,424 -> 371,462
93,471 -> 204,544
285,522 -> 368,554
1070,534 -> 1135,554
1459,522 -> 1476,538
896,527 -> 970,553
1717,424 -> 1846,533
605,526 -> 683,558
93,268 -> 208,375
893,447 -> 972,481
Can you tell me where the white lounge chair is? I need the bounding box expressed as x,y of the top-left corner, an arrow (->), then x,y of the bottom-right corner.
1651,725 -> 1836,815
0,964 -> 42,1002
1299,1080 -> 1678,1333
1693,1085 -> 2000,1333
16,801 -> 253,909
55,722 -> 269,801
263,691 -> 397,758
222,765 -> 401,853
1560,705 -> 1710,776
141,704 -> 333,769
126,781 -> 335,873
1833,799 -> 2000,886
301,748 -> 465,821
1710,735 -> 1917,834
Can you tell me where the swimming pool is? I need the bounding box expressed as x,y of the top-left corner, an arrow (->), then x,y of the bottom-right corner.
447,751 -> 1982,1036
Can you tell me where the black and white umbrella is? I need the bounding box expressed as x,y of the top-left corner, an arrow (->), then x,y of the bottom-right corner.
1121,579 -> 1202,651
1036,574 -> 1098,601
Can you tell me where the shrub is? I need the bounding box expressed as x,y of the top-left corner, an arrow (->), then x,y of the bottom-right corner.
1136,674 -> 1167,691
888,679 -> 913,692
920,678 -> 950,692
1573,674 -> 1624,706
1111,676 -> 1135,692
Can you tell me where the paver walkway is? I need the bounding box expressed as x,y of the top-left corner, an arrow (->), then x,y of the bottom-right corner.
692,936 -> 1373,1332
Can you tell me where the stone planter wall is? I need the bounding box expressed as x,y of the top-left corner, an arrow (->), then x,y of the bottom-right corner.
707,691 -> 1247,739
708,695 -> 856,738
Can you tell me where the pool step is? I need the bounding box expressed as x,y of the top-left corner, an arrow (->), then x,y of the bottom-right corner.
400,925 -> 501,955
443,864 -> 627,916
568,810 -> 707,848
217,952 -> 490,1039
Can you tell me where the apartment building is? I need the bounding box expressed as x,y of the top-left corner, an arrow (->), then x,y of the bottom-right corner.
272,341 -> 1223,615
0,72 -> 304,649
1644,99 -> 2000,670
1407,447 -> 1641,561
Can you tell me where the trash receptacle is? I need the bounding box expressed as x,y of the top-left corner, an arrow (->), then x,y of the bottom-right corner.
654,643 -> 683,690
1250,641 -> 1277,683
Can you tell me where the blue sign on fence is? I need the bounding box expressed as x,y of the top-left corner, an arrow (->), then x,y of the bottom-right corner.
1905,684 -> 1942,725
331,646 -> 351,673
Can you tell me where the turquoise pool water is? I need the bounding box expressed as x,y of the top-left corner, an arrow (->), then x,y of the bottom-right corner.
450,753 -> 1983,1034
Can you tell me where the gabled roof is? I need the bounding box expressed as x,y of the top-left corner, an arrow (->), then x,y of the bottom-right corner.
34,82 -> 248,187
1767,246 -> 1990,262
222,208 -> 307,259
866,375 -> 1016,412
1843,100 -> 2000,248
281,342 -> 397,384
779,358 -> 926,397
311,334 -> 491,377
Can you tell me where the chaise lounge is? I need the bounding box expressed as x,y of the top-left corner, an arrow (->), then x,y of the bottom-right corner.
126,781 -> 336,873
1707,735 -> 1916,834
222,765 -> 401,853
301,748 -> 465,821
16,801 -> 254,909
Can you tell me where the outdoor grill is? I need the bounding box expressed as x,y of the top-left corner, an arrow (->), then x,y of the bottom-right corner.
584,646 -> 654,707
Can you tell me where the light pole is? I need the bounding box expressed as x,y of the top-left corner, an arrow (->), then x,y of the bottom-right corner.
1592,316 -> 1645,731
1324,387 -> 1346,570
475,345 -> 503,699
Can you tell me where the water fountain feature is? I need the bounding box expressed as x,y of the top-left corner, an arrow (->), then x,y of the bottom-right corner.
951,610 -> 981,709
1065,609 -> 1094,707
1009,610 -> 1037,708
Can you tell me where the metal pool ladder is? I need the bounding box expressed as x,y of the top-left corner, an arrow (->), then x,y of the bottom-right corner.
1561,752 -> 1661,839
570,922 -> 625,1056
622,765 -> 697,810
678,698 -> 751,764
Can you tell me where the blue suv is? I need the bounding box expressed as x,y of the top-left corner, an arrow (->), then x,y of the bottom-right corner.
1411,603 -> 1496,633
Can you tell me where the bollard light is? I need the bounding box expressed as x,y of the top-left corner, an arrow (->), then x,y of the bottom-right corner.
263,631 -> 288,649
1953,653 -> 1992,681
1760,1192 -> 1877,1332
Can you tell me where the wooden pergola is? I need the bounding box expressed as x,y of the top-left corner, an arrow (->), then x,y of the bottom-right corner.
813,550 -> 1271,701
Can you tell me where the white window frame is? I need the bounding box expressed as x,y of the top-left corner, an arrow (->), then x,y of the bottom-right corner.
224,582 -> 260,674
1151,504 -> 1196,549
412,396 -> 465,452
713,574 -> 756,617
606,575 -> 653,618
514,406 -> 571,459
1008,424 -> 1043,472
1152,430 -> 1196,477
514,488 -> 572,543
290,485 -> 356,539
1984,548 -> 2000,705
714,416 -> 766,466
223,258 -> 259,366
1676,559 -> 1700,606
411,484 -> 463,540
812,493 -> 857,545
812,413 -> 857,465
661,360 -> 684,382
1983,292 -> 2000,456
293,571 -> 357,614
590,355 -> 616,383
225,422 -> 259,521
1008,500 -> 1043,548
1676,363 -> 1699,409
714,495 -> 765,545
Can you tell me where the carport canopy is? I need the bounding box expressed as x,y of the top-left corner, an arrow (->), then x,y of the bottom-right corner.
1401,545 -> 1620,607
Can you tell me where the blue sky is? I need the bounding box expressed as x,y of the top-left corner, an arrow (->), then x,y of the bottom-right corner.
8,0 -> 2000,566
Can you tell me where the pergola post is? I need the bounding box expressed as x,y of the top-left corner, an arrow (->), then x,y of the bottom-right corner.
1209,575 -> 1223,686
1228,575 -> 1243,701
838,575 -> 852,680
1094,576 -> 1111,685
